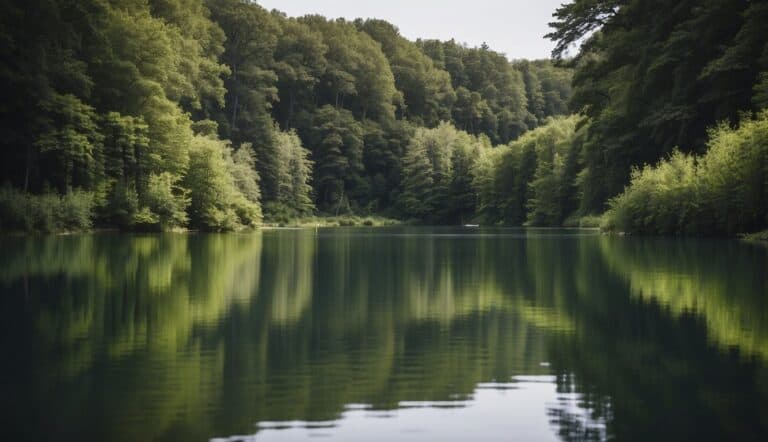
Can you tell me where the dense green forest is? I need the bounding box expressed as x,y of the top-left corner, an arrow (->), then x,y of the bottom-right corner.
0,0 -> 766,234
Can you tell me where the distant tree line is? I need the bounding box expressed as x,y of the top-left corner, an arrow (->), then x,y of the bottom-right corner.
1,0 -> 766,235
0,0 -> 571,231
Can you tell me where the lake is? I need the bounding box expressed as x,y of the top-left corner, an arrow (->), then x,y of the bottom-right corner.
1,227 -> 767,441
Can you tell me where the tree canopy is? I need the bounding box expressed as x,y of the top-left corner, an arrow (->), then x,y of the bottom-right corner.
3,0 -> 764,235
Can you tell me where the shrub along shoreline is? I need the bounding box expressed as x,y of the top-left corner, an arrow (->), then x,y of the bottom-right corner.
601,111 -> 768,237
0,187 -> 401,234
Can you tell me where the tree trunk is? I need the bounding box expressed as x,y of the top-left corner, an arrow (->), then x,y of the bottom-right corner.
23,144 -> 32,192
286,89 -> 294,129
335,187 -> 345,216
231,64 -> 239,134
121,133 -> 128,185
232,93 -> 239,134
134,143 -> 142,197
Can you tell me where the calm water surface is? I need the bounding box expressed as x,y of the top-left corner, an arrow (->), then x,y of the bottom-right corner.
1,227 -> 767,441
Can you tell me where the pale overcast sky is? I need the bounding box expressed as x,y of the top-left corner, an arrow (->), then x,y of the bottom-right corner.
255,0 -> 563,60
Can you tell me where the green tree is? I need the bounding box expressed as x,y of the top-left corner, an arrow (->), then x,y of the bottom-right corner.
356,19 -> 455,126
400,122 -> 487,223
400,139 -> 435,220
272,15 -> 328,129
548,0 -> 768,212
33,93 -> 103,193
184,135 -> 262,230
307,106 -> 364,212
230,145 -> 262,207
299,16 -> 398,122
267,130 -> 315,218
526,117 -> 579,226
137,172 -> 190,229
206,0 -> 280,198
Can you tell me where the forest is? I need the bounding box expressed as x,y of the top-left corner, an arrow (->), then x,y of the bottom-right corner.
0,0 -> 766,235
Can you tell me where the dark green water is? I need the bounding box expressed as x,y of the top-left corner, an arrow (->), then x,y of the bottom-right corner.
1,227 -> 767,441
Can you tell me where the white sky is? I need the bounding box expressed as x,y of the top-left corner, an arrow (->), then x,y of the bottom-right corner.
255,0 -> 564,60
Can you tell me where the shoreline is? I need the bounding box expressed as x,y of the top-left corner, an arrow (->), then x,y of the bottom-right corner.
0,215 -> 404,236
2,221 -> 767,240
740,230 -> 768,244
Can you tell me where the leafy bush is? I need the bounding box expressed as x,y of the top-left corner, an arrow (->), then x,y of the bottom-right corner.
140,172 -> 189,229
742,230 -> 768,242
0,186 -> 30,231
263,202 -> 300,225
602,151 -> 697,234
104,182 -> 140,229
58,191 -> 95,231
563,214 -> 603,228
0,186 -> 94,232
604,111 -> 768,235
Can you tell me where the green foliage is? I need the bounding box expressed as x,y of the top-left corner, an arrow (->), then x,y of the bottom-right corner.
58,191 -> 96,231
229,145 -> 262,205
0,0 -> 235,231
416,40 -> 563,143
356,19 -> 455,126
21,0 -> 768,233
184,135 -> 262,231
604,111 -> 768,235
525,117 -> 580,226
206,0 -> 279,197
400,122 -> 488,223
741,230 -> 768,242
473,116 -> 581,226
138,172 -> 190,229
563,214 -> 603,228
263,214 -> 399,227
400,135 -> 435,220
755,73 -> 768,110
0,0 -> 580,230
34,93 -> 103,193
472,147 -> 505,223
549,0 -> 768,212
259,126 -> 317,223
306,105 -> 364,212
514,60 -> 573,128
271,14 -> 328,129
0,187 -> 93,232
270,130 -> 315,217
299,15 -> 399,122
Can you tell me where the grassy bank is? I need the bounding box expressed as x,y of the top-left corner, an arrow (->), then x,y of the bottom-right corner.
0,184 -> 401,234
263,215 -> 401,228
562,214 -> 604,229
741,230 -> 768,243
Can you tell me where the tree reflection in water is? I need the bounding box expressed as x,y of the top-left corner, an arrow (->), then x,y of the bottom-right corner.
0,228 -> 766,441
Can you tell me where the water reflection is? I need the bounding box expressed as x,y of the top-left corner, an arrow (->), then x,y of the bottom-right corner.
0,228 -> 766,441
